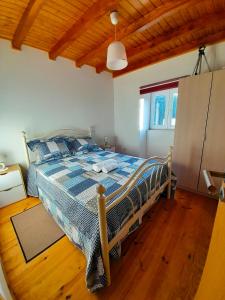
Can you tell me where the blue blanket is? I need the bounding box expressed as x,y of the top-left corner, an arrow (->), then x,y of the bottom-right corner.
27,150 -> 172,291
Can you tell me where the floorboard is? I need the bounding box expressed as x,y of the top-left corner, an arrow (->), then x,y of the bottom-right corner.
0,189 -> 217,300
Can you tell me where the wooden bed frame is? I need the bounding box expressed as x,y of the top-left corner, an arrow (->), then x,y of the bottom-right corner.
22,128 -> 172,287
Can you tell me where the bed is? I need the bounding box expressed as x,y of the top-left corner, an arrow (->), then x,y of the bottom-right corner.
23,128 -> 174,292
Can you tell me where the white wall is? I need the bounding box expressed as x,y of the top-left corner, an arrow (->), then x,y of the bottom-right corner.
113,41 -> 225,157
147,130 -> 174,157
0,40 -> 114,168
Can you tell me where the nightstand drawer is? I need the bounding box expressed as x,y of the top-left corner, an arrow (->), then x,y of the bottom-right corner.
0,170 -> 21,191
0,185 -> 26,208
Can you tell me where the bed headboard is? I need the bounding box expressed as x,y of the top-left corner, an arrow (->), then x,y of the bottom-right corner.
22,127 -> 94,168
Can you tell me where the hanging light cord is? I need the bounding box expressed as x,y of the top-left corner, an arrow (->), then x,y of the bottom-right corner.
114,23 -> 117,41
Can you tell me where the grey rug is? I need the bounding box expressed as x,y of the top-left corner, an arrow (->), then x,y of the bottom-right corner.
11,204 -> 65,262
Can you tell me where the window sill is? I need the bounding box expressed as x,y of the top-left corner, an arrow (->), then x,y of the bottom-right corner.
148,128 -> 175,131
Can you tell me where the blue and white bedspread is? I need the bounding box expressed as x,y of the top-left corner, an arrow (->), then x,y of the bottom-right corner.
27,150 -> 175,291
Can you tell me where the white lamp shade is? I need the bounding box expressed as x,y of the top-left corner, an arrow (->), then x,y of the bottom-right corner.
107,41 -> 128,71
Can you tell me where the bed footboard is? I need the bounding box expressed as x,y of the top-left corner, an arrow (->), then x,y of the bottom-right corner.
97,146 -> 173,286
97,184 -> 111,286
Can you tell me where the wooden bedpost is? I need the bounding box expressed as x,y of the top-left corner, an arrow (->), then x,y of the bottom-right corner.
167,146 -> 173,199
97,184 -> 111,286
21,131 -> 30,169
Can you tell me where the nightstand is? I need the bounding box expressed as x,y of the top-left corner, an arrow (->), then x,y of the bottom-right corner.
101,145 -> 116,152
0,164 -> 27,208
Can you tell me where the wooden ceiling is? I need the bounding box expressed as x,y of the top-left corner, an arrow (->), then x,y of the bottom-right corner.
1,0 -> 225,77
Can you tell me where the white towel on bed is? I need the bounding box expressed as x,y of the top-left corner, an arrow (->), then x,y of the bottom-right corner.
92,159 -> 118,173
92,161 -> 105,173
102,160 -> 118,173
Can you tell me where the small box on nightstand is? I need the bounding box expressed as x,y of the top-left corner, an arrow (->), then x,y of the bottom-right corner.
0,164 -> 27,208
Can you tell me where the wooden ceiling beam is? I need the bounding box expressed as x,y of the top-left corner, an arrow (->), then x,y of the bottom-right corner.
113,28 -> 225,77
96,11 -> 225,73
12,0 -> 45,50
49,0 -> 117,60
76,0 -> 201,68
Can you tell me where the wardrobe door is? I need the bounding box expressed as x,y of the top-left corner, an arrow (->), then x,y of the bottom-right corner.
173,73 -> 212,192
198,69 -> 225,194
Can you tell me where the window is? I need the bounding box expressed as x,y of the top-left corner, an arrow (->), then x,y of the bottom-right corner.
150,88 -> 178,129
139,76 -> 184,131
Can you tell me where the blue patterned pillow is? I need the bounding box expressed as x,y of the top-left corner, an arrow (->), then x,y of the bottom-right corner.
53,139 -> 71,158
27,139 -> 41,151
35,141 -> 62,163
60,136 -> 77,154
27,138 -> 70,163
48,135 -> 83,154
49,136 -> 72,157
74,138 -> 100,153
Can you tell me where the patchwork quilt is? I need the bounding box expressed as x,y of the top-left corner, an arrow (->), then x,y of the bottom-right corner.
27,150 -> 174,291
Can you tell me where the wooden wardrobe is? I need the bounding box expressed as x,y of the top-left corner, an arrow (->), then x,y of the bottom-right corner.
173,69 -> 225,194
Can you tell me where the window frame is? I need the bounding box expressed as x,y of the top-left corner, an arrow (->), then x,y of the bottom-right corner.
167,88 -> 178,129
150,87 -> 178,130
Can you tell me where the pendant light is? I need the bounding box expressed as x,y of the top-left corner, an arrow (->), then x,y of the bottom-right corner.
106,11 -> 128,71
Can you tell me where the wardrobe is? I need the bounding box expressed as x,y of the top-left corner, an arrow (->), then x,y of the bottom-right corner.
173,69 -> 225,194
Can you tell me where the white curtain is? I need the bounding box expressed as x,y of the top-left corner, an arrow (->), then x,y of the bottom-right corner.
138,95 -> 150,158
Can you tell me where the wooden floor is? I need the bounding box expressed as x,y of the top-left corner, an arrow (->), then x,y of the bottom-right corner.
0,189 -> 217,300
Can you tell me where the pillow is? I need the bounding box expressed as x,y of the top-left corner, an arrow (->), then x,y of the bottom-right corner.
35,141 -> 62,163
74,137 -> 100,153
49,136 -> 83,154
61,136 -> 77,154
27,139 -> 41,152
52,139 -> 71,158
27,138 -> 70,163
49,136 -> 72,157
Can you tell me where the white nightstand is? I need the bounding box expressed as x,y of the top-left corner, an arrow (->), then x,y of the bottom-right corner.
0,164 -> 27,208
